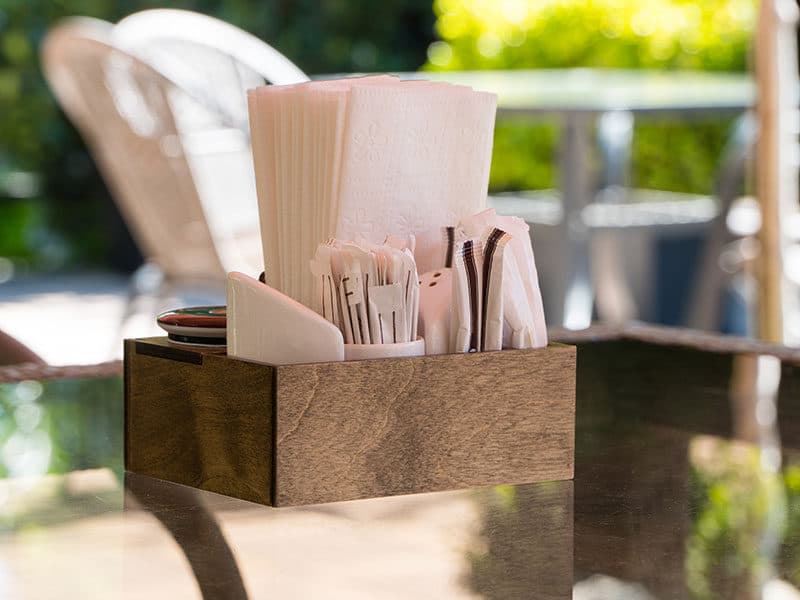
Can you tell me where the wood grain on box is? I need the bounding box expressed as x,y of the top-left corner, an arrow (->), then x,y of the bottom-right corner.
125,339 -> 273,505
125,338 -> 576,506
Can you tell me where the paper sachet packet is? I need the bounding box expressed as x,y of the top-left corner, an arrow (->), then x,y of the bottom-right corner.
309,244 -> 341,328
494,215 -> 547,348
450,238 -> 483,353
310,237 -> 420,346
400,248 -> 419,342
501,249 -> 537,349
342,243 -> 379,343
384,233 -> 416,255
480,227 -> 511,352
338,257 -> 367,344
458,209 -> 547,349
413,224 -> 460,274
369,282 -> 405,344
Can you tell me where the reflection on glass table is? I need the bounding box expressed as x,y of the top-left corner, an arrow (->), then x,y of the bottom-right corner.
4,325 -> 800,599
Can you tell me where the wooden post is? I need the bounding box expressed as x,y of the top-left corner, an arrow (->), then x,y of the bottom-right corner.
755,0 -> 800,344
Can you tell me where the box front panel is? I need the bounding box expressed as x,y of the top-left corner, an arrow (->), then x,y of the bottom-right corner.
274,344 -> 575,505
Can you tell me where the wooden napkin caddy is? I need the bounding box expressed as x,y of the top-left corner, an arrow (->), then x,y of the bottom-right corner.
124,337 -> 576,507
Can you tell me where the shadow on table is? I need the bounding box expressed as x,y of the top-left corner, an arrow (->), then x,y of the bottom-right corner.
125,472 -> 249,600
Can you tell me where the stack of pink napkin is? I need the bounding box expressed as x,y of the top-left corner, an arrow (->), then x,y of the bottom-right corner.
247,75 -> 497,309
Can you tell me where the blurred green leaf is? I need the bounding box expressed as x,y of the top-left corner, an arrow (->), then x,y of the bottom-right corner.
2,30 -> 32,65
427,0 -> 754,194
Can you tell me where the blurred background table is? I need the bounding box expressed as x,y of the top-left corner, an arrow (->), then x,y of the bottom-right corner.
401,69 -> 757,330
413,69 -> 754,114
4,325 -> 800,599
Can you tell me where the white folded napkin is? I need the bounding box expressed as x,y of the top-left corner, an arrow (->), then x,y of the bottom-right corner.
248,76 -> 497,308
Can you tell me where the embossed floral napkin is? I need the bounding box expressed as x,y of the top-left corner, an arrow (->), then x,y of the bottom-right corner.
248,76 -> 497,309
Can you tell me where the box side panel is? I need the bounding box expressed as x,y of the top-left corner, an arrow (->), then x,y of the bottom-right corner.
126,341 -> 274,505
124,340 -> 133,472
274,344 -> 576,506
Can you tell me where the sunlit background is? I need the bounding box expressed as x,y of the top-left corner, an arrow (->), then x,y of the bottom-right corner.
1,0 -> 755,253
0,0 -> 768,364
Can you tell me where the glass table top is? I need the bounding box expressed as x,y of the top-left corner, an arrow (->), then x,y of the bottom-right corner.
389,69 -> 755,115
2,327 -> 800,599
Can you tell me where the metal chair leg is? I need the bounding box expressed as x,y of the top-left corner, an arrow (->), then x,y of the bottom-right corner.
687,113 -> 756,331
593,110 -> 637,323
112,262 -> 165,357
557,113 -> 595,329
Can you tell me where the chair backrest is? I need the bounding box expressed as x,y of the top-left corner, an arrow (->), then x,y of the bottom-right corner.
112,9 -> 310,276
113,9 -> 308,121
41,18 -> 226,281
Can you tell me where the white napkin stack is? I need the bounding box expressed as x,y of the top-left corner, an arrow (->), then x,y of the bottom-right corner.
248,76 -> 497,308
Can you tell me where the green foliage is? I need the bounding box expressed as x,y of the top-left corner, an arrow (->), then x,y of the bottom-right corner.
685,444 -> 800,598
0,0 -> 434,269
686,439 -> 787,599
0,377 -> 123,481
632,120 -> 734,195
0,199 -> 45,259
0,377 -> 125,531
489,119 -> 557,191
425,0 -> 755,193
427,0 -> 753,72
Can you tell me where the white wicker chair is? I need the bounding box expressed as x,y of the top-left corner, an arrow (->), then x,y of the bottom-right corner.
42,15 -> 309,350
42,18 -> 232,283
112,9 -> 309,278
